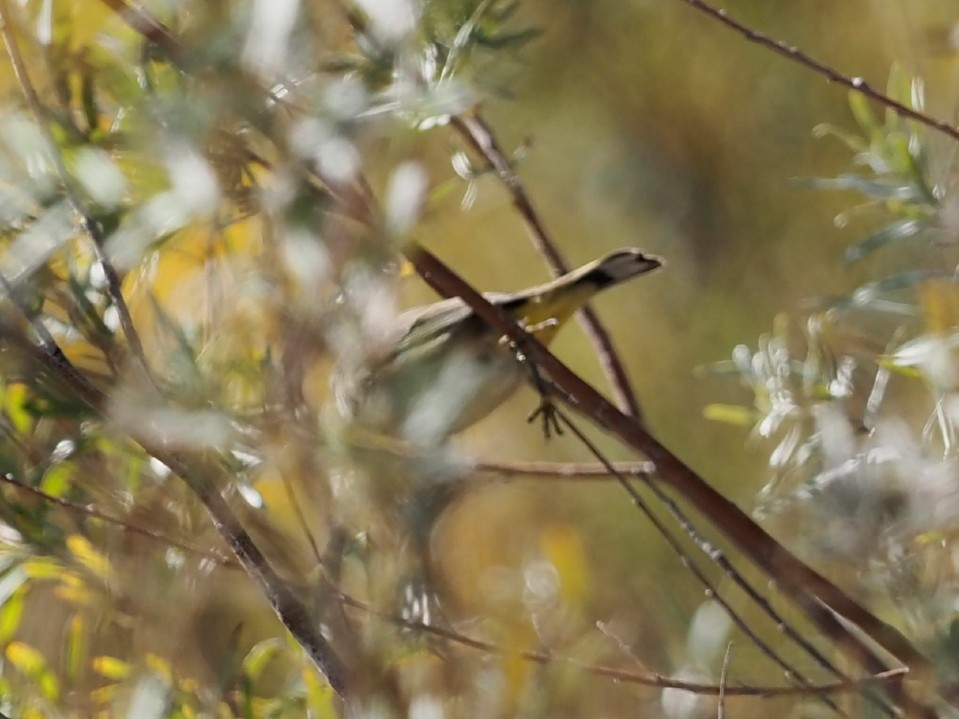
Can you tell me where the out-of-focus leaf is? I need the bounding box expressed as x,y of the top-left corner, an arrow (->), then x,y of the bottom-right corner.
22,558 -> 63,580
53,582 -> 94,607
849,91 -> 878,137
68,147 -> 129,210
92,655 -> 131,681
0,566 -> 27,608
703,404 -> 758,426
7,641 -> 59,701
851,270 -> 953,306
5,384 -> 34,435
490,0 -> 521,23
145,652 -> 173,686
696,359 -> 749,377
38,462 -> 73,498
64,615 -> 86,681
242,638 -> 284,682
476,26 -> 542,49
796,175 -> 919,201
843,219 -> 925,263
90,683 -> 119,705
812,123 -> 869,152
885,63 -> 913,126
0,586 -> 25,643
146,293 -> 203,384
66,535 -> 112,583
80,69 -> 99,138
304,667 -> 338,719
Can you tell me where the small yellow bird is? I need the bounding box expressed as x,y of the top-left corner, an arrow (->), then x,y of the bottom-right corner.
334,248 -> 662,444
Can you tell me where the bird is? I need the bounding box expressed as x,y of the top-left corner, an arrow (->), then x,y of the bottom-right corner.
333,248 -> 662,445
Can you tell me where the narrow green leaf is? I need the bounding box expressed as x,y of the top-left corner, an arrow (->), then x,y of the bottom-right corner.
92,655 -> 131,681
0,587 -> 25,644
849,91 -> 878,136
39,462 -> 74,498
242,638 -> 283,681
811,123 -> 868,153
852,270 -> 952,305
7,641 -> 59,701
702,404 -> 758,426
796,175 -> 919,201
5,384 -> 33,435
884,63 -> 911,127
477,26 -> 542,49
64,614 -> 87,682
843,218 -> 924,263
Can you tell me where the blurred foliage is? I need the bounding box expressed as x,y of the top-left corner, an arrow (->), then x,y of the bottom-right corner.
706,62 -> 959,688
0,0 -> 955,718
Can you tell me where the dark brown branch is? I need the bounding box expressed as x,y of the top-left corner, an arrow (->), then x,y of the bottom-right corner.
407,244 -> 939,714
675,0 -> 959,142
450,112 -> 644,420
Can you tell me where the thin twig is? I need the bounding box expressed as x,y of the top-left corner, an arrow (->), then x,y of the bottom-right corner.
450,112 -> 645,420
675,0 -> 959,142
472,459 -> 654,479
718,642 -> 733,719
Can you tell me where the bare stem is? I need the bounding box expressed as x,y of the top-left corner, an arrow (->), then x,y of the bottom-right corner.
675,0 -> 959,142
472,459 -> 654,479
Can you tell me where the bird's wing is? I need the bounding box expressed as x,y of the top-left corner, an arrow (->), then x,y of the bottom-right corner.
388,291 -> 513,358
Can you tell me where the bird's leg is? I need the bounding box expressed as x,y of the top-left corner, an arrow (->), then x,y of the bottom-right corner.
508,342 -> 563,439
527,395 -> 563,439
